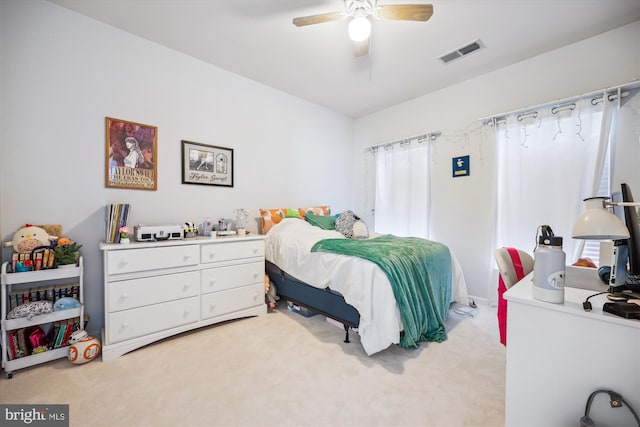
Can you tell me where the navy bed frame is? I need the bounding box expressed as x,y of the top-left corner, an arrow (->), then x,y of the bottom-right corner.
265,260 -> 360,343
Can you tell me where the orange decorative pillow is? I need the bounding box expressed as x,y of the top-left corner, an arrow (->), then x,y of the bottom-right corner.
260,206 -> 330,234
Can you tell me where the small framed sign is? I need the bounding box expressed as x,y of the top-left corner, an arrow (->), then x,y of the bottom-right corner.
452,155 -> 470,178
181,140 -> 234,187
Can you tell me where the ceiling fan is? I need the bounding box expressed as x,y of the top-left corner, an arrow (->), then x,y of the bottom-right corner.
292,1 -> 434,57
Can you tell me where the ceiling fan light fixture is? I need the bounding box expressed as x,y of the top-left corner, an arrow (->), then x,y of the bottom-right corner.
348,16 -> 371,42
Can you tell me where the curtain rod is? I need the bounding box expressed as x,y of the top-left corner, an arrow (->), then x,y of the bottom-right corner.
365,131 -> 442,151
478,80 -> 640,124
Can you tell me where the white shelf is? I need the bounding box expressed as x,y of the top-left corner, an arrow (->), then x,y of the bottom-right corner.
1,257 -> 84,378
3,307 -> 82,331
2,265 -> 80,285
3,346 -> 70,373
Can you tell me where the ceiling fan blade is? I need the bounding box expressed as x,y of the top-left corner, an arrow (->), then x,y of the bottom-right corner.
354,37 -> 370,57
292,12 -> 345,27
377,4 -> 433,21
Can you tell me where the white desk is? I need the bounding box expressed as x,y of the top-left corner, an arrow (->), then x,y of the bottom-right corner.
504,273 -> 640,427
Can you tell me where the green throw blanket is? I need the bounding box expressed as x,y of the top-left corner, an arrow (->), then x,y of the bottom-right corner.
311,235 -> 452,348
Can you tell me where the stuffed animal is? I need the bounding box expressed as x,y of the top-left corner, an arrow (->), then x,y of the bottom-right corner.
10,224 -> 55,253
53,297 -> 81,311
7,300 -> 53,320
67,330 -> 101,364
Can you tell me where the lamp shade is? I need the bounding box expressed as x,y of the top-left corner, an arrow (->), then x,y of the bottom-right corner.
572,197 -> 630,240
348,17 -> 371,42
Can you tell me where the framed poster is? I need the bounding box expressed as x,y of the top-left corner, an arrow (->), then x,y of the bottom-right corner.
452,155 -> 470,178
105,117 -> 158,190
181,140 -> 234,187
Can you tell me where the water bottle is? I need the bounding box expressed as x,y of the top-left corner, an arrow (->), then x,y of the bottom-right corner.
202,218 -> 213,237
533,226 -> 566,303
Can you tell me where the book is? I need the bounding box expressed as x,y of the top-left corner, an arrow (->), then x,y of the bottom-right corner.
47,321 -> 60,350
46,248 -> 55,268
16,328 -> 28,359
34,252 -> 43,271
61,319 -> 74,347
106,203 -> 131,243
54,322 -> 67,349
9,291 -> 18,310
7,331 -> 18,360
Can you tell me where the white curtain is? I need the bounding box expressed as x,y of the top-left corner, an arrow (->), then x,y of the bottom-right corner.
374,140 -> 431,238
495,97 -> 611,264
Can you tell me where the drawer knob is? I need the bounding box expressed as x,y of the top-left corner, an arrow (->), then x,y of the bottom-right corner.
253,271 -> 258,278
210,303 -> 216,311
119,259 -> 128,267
184,307 -> 191,314
209,252 -> 215,259
121,292 -> 129,300
122,322 -> 129,329
209,278 -> 216,287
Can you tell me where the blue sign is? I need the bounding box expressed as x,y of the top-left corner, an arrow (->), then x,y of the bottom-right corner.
452,155 -> 470,178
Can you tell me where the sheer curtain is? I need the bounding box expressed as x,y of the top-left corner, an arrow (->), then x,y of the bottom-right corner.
495,97 -> 612,265
374,140 -> 431,238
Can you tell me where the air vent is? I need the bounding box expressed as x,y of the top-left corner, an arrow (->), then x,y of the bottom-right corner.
439,39 -> 485,64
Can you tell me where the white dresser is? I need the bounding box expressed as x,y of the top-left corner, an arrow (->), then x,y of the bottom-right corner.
504,273 -> 640,427
99,235 -> 265,361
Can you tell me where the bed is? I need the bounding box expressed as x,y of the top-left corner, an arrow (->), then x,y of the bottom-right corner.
262,210 -> 468,356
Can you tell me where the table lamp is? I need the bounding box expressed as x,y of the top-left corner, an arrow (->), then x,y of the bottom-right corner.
572,197 -> 630,240
573,194 -> 640,292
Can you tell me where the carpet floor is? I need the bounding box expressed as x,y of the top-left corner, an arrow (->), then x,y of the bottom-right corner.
0,302 -> 505,427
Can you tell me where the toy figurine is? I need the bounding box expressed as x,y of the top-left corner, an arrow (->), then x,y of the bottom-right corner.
264,274 -> 278,313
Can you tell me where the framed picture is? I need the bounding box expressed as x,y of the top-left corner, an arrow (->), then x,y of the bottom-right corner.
105,117 -> 158,191
181,140 -> 234,187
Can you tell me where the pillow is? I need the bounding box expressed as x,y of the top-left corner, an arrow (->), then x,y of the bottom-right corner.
285,209 -> 300,218
8,300 -> 53,320
305,212 -> 336,230
335,210 -> 369,239
260,206 -> 330,234
298,206 -> 330,219
259,208 -> 286,234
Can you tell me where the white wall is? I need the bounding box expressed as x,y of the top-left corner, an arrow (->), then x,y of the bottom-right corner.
353,21 -> 640,302
0,0 -> 354,334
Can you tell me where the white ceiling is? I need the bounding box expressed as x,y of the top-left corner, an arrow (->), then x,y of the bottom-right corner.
49,0 -> 640,118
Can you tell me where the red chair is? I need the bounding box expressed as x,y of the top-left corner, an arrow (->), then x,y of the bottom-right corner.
494,248 -> 534,346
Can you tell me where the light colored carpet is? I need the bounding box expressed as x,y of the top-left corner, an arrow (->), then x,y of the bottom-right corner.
0,302 -> 505,427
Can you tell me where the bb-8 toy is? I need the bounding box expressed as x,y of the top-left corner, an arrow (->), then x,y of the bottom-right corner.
67,330 -> 101,364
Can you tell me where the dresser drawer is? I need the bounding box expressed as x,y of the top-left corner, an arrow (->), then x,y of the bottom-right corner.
201,240 -> 264,264
107,296 -> 199,344
108,271 -> 199,312
107,245 -> 199,275
201,261 -> 264,294
201,283 -> 263,320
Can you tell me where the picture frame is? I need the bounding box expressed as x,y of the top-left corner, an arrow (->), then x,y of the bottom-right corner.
181,140 -> 234,187
105,117 -> 158,191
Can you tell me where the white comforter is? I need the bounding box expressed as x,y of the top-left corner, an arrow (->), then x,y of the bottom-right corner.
264,219 -> 469,355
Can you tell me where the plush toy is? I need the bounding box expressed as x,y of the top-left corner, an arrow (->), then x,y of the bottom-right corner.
53,297 -> 81,311
7,300 -> 53,320
67,330 -> 101,364
10,224 -> 55,254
